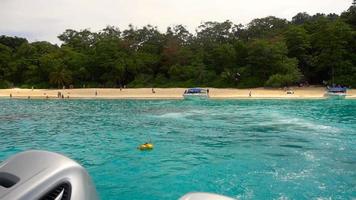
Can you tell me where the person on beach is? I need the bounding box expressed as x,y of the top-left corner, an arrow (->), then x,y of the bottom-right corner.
9,93 -> 12,98
95,90 -> 98,96
152,88 -> 156,93
249,91 -> 252,97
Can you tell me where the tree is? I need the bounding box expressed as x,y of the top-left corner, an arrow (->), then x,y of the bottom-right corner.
341,6 -> 356,27
0,6 -> 355,88
311,20 -> 355,85
58,29 -> 97,52
0,35 -> 27,50
242,40 -> 301,87
292,12 -> 311,25
206,43 -> 236,74
49,67 -> 72,88
284,26 -> 311,79
196,21 -> 234,44
246,16 -> 289,39
265,58 -> 302,87
166,25 -> 193,45
0,44 -> 12,88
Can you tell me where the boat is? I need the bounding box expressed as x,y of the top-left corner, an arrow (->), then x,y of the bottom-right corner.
325,66 -> 348,98
183,88 -> 209,100
0,150 -> 99,200
325,86 -> 347,98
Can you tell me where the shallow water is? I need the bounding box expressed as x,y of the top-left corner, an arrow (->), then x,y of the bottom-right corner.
0,99 -> 355,200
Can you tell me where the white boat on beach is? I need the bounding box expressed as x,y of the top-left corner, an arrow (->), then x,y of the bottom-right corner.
325,86 -> 347,99
183,88 -> 209,100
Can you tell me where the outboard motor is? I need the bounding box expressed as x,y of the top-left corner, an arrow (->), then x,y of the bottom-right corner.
0,150 -> 98,200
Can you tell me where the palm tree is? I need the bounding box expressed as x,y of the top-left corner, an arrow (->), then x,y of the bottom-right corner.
49,67 -> 72,88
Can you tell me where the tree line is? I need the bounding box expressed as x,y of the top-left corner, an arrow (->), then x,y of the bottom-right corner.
0,6 -> 356,89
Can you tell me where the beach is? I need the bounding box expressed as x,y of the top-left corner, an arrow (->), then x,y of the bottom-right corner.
1,87 -> 355,99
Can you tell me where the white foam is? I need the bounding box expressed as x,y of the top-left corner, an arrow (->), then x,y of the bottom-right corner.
302,151 -> 317,162
277,195 -> 290,200
266,112 -> 340,134
158,112 -> 189,118
274,169 -> 311,181
156,109 -> 209,119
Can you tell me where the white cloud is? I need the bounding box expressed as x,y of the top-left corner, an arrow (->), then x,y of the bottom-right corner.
0,0 -> 351,43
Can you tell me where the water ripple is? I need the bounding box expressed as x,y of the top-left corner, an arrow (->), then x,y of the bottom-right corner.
0,99 -> 355,200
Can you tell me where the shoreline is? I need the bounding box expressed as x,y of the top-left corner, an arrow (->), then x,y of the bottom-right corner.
0,87 -> 355,100
0,96 -> 330,100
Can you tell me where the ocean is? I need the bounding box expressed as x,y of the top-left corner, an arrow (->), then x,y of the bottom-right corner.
0,99 -> 355,199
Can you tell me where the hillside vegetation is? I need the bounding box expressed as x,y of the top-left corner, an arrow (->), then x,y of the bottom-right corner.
1,7 -> 356,89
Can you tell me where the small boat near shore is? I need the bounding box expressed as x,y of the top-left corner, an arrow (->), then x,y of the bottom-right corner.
325,86 -> 347,98
183,88 -> 209,100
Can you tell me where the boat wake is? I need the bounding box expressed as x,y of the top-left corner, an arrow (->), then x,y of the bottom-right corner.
267,112 -> 340,134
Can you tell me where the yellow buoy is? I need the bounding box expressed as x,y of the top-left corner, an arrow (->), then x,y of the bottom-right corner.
138,143 -> 154,151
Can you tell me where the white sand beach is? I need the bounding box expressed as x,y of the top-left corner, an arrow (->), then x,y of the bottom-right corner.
1,87 -> 355,100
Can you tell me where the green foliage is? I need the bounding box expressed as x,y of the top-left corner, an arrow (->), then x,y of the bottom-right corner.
0,44 -> 12,81
285,26 -> 310,58
341,6 -> 356,27
265,59 -> 302,87
49,67 -> 72,88
311,19 -> 355,85
0,8 -> 355,88
246,16 -> 289,39
0,80 -> 11,89
292,13 -> 311,25
265,74 -> 291,87
284,26 -> 312,79
0,36 -> 27,50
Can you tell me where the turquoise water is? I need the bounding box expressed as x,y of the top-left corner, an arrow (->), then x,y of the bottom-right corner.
0,99 -> 355,199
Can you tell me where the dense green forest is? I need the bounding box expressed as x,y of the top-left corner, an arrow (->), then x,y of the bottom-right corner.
1,7 -> 356,89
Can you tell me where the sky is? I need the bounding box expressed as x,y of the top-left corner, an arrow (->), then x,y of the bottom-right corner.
0,0 -> 352,44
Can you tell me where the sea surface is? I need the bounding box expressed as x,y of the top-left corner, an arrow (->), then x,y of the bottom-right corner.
0,99 -> 355,200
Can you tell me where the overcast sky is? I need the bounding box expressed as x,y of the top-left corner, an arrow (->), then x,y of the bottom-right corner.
0,0 -> 352,44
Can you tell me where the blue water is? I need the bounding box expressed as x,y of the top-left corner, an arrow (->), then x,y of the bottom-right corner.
0,99 -> 355,199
